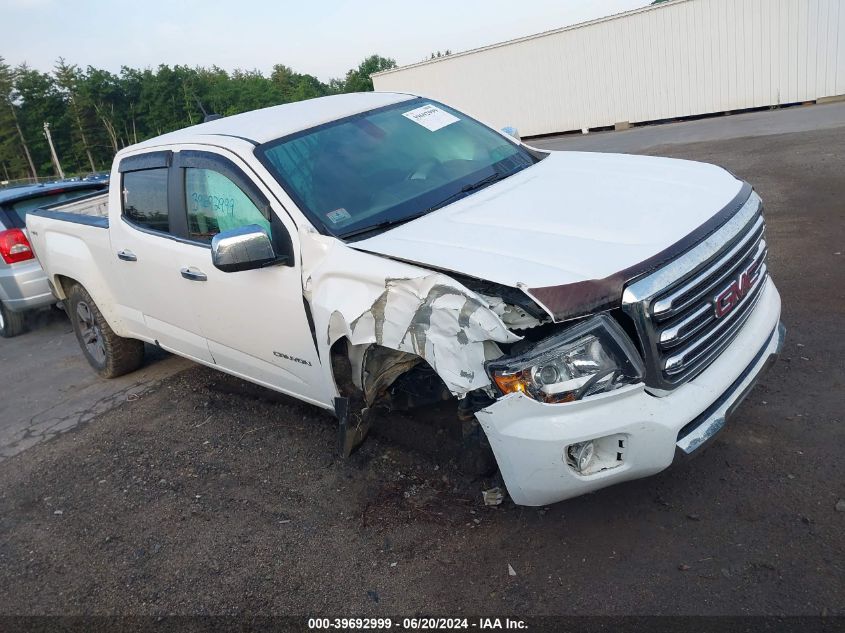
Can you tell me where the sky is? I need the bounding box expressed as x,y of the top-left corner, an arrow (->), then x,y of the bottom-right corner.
2,0 -> 651,81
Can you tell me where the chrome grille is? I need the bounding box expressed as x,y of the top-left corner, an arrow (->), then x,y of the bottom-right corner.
622,193 -> 768,393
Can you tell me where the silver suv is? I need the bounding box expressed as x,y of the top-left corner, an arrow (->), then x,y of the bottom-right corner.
0,181 -> 108,337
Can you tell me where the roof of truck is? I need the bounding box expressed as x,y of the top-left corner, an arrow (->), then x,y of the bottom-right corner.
127,92 -> 417,152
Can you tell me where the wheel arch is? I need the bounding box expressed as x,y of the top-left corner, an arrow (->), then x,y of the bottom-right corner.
51,272 -> 128,337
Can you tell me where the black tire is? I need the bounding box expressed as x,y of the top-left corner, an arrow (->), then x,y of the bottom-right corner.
0,300 -> 26,338
66,283 -> 145,378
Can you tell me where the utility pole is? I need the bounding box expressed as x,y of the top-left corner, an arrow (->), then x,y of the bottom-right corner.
8,104 -> 38,181
43,121 -> 65,180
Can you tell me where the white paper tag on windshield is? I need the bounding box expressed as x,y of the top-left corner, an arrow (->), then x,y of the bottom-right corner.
402,104 -> 459,132
326,208 -> 351,223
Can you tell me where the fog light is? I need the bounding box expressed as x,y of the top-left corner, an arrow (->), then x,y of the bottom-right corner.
568,441 -> 595,473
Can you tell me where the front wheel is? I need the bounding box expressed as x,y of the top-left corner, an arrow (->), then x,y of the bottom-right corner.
67,283 -> 145,378
0,300 -> 26,338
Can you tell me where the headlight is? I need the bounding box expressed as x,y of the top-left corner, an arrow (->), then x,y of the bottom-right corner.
486,314 -> 644,403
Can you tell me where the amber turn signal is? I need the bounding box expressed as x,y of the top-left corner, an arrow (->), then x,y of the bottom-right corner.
492,371 -> 528,395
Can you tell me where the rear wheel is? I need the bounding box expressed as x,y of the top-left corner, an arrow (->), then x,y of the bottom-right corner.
67,284 -> 145,378
0,300 -> 26,338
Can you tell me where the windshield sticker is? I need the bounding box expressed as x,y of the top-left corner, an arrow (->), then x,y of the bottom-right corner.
326,208 -> 352,223
402,104 -> 460,132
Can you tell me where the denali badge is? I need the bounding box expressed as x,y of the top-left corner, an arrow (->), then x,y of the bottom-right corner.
714,260 -> 762,319
273,351 -> 312,366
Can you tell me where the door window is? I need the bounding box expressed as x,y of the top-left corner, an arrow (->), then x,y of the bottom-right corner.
122,169 -> 170,233
184,168 -> 272,243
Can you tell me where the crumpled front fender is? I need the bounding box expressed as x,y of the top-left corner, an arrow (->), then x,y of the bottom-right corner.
301,232 -> 521,398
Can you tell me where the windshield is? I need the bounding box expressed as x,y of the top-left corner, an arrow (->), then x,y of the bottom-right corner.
256,98 -> 540,239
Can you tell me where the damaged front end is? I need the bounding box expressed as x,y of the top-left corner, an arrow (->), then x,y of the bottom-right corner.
302,231 -> 653,497
332,274 -> 523,396
301,235 -> 559,461
325,273 -> 535,459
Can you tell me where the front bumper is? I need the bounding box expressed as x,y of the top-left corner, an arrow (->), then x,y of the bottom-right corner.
0,259 -> 54,312
477,277 -> 783,506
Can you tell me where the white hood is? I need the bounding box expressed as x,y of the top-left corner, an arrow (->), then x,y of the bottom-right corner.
352,151 -> 745,290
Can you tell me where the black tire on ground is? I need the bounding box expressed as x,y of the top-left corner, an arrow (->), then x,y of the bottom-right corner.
0,300 -> 26,338
66,283 -> 145,378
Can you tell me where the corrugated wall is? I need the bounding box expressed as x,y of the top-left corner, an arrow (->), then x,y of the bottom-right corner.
372,0 -> 845,137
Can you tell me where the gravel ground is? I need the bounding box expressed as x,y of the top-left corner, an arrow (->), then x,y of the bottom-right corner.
0,126 -> 843,617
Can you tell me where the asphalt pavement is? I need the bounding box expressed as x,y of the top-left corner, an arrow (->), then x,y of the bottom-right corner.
529,101 -> 845,153
0,309 -> 190,461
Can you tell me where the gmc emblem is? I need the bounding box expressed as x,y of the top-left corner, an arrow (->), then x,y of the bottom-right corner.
714,260 -> 762,319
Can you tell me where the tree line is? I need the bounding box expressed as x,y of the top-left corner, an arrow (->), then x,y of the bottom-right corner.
0,54 -> 397,182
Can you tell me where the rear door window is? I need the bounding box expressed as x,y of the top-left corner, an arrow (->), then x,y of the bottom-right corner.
122,169 -> 170,233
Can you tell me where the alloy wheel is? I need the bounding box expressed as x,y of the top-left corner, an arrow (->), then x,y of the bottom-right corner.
76,300 -> 106,364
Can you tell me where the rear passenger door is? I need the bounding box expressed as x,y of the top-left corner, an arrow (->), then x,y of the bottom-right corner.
109,152 -> 214,364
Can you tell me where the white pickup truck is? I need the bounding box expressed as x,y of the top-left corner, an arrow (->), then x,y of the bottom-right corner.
27,92 -> 784,506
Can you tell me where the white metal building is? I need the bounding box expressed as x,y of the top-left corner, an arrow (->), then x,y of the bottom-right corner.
372,0 -> 845,137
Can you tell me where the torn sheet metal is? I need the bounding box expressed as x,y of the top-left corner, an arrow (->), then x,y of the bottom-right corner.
341,275 -> 521,396
301,232 -> 521,398
479,293 -> 546,330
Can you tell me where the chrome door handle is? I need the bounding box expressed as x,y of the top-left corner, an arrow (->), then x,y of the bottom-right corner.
180,267 -> 207,282
117,249 -> 137,262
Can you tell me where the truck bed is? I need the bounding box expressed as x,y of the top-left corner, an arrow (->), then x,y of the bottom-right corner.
51,191 -> 109,217
28,191 -> 110,229
26,191 -> 117,316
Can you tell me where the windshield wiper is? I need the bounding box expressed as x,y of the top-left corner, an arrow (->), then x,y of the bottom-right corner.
339,170 -> 511,241
422,170 -> 510,214
339,210 -> 433,240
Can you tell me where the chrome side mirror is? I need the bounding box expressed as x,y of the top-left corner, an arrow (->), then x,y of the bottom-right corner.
211,224 -> 278,273
501,126 -> 521,142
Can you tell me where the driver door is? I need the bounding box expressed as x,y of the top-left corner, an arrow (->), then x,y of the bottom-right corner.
169,149 -> 330,407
